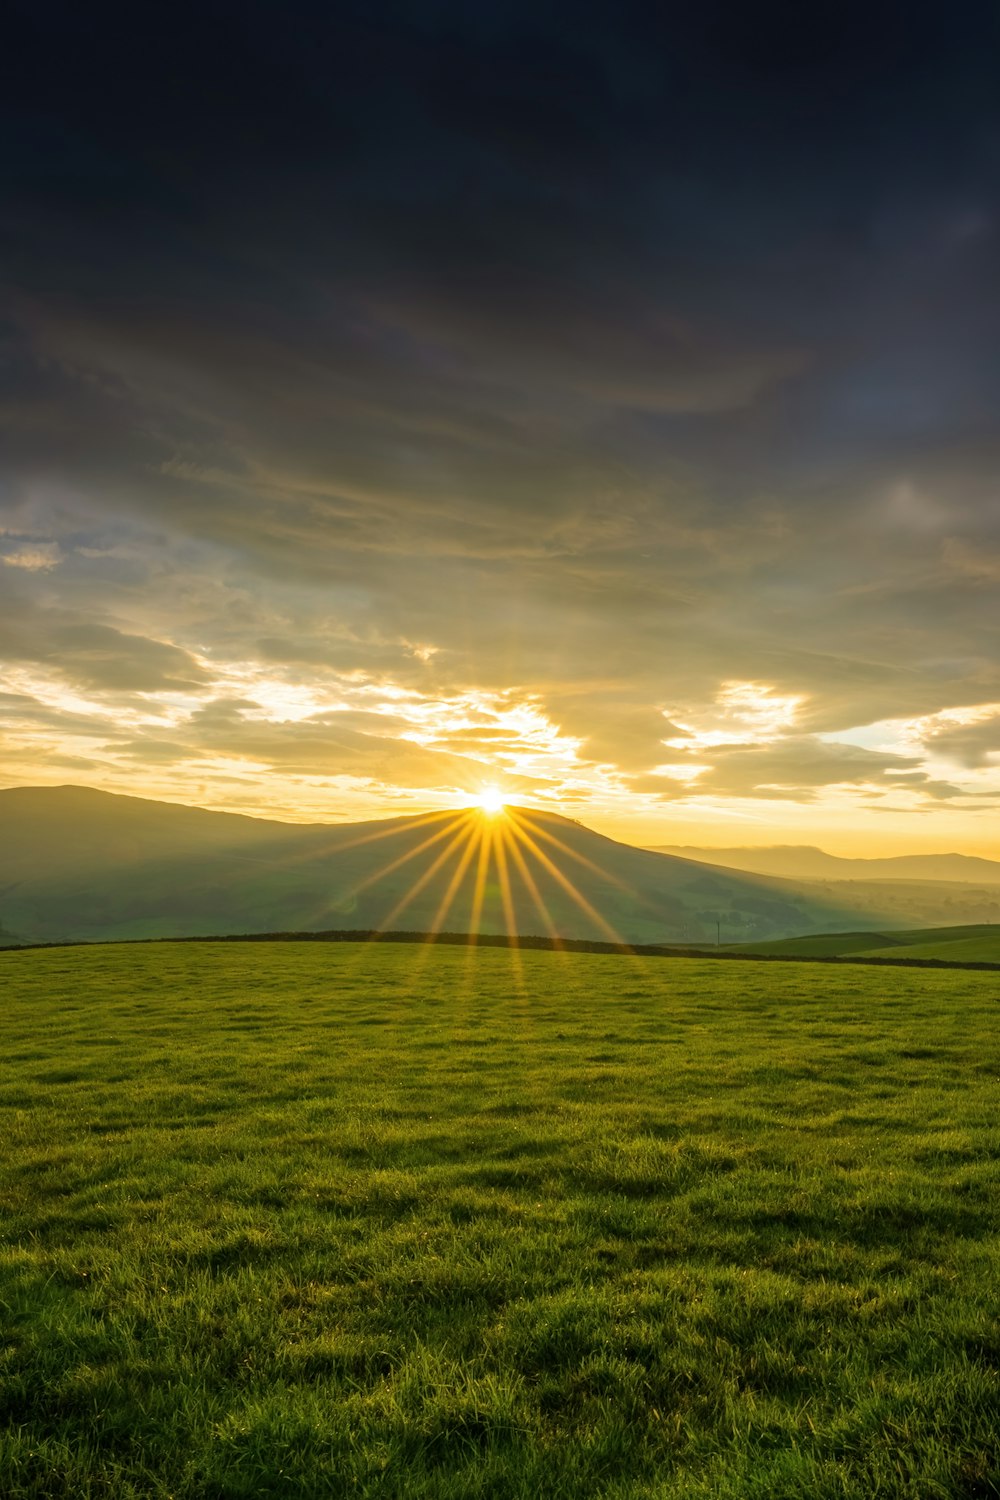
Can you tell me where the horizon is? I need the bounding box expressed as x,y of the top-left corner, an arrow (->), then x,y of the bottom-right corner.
3,4 -> 1000,858
3,780 -> 1000,864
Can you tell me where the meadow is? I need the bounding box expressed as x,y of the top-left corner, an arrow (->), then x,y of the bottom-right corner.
2,941 -> 999,1498
723,923 -> 1000,964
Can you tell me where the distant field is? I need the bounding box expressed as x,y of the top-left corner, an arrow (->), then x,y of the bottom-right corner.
862,934 -> 1000,963
722,922 -> 1000,965
2,942 -> 1000,1498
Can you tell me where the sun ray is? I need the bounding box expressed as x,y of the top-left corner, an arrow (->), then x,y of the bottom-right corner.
492,822 -> 520,943
350,811 -> 474,896
383,824 -> 485,1002
371,817 -> 478,933
507,818 -> 634,951
201,812 -> 468,960
459,816 -> 499,1003
427,820 -> 482,936
396,820 -> 485,995
222,808 -> 462,891
510,808 -> 668,923
492,820 -> 525,994
321,808 -> 458,856
503,826 -> 564,948
508,807 -> 635,893
466,817 -> 494,943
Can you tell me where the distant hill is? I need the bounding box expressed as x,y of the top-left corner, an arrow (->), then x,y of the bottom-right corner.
652,843 -> 1000,884
0,784 -> 903,947
3,786 -> 1000,947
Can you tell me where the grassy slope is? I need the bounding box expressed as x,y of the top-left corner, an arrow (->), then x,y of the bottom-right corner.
719,932 -> 907,958
723,923 -> 1000,962
862,936 -> 1000,963
2,942 -> 1000,1499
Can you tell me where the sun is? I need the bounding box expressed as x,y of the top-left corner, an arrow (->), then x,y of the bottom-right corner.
476,786 -> 506,815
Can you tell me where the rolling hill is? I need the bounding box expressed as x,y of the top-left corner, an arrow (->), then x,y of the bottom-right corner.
719,923 -> 1000,964
4,786 -> 1000,947
652,843 -> 1000,884
0,785 -> 898,947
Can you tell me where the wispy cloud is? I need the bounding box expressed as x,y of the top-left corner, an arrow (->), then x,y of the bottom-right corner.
2,542 -> 61,572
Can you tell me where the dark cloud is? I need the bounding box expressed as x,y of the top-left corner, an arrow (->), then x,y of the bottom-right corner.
2,0 -> 1000,834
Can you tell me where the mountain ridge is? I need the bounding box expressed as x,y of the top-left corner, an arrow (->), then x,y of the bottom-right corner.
3,786 -> 1000,946
651,843 -> 1000,885
0,784 -> 875,946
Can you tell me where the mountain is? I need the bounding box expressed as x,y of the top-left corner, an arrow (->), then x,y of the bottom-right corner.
652,844 -> 1000,884
3,786 -> 1000,947
0,784 -> 900,947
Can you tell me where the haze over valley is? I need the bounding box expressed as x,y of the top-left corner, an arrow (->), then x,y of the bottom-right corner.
654,844 -> 1000,884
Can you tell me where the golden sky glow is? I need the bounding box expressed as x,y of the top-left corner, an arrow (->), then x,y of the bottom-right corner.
1,648 -> 999,854
476,786 -> 507,815
4,14 -> 1000,860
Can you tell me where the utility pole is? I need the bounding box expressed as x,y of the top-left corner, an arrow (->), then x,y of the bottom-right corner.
716,918 -> 721,948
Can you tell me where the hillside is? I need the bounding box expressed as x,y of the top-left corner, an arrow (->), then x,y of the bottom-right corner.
0,785 -> 884,946
653,843 -> 1000,884
720,923 -> 1000,963
4,786 -> 1000,947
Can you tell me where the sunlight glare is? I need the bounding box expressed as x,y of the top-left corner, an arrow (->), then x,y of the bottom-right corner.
477,786 -> 506,815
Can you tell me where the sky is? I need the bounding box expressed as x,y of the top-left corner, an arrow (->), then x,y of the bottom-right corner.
2,0 -> 1000,854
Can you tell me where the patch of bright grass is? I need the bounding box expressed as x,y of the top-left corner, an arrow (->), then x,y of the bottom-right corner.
724,923 -> 1000,962
2,941 -> 1000,1498
860,936 -> 1000,963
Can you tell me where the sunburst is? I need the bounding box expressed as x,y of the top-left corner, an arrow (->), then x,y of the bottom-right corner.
475,786 -> 506,815
334,798 -> 638,961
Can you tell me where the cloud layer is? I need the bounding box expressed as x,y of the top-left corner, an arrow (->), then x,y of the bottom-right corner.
2,0 -> 1000,847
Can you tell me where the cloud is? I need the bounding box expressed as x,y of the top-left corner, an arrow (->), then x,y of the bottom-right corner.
0,596 -> 210,694
631,736 -> 934,803
100,699 -> 547,794
0,689 -> 126,737
923,713 -> 1000,769
1,1 -> 1000,837
2,541 -> 62,572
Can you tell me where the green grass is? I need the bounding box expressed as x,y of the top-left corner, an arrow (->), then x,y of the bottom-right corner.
717,931 -> 903,958
722,922 -> 1000,963
861,936 -> 1000,963
2,941 -> 1000,1498
866,940 -> 1000,963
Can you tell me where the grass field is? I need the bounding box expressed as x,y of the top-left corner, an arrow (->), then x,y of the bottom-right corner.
861,942 -> 1000,965
722,923 -> 1000,965
2,941 -> 1000,1498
